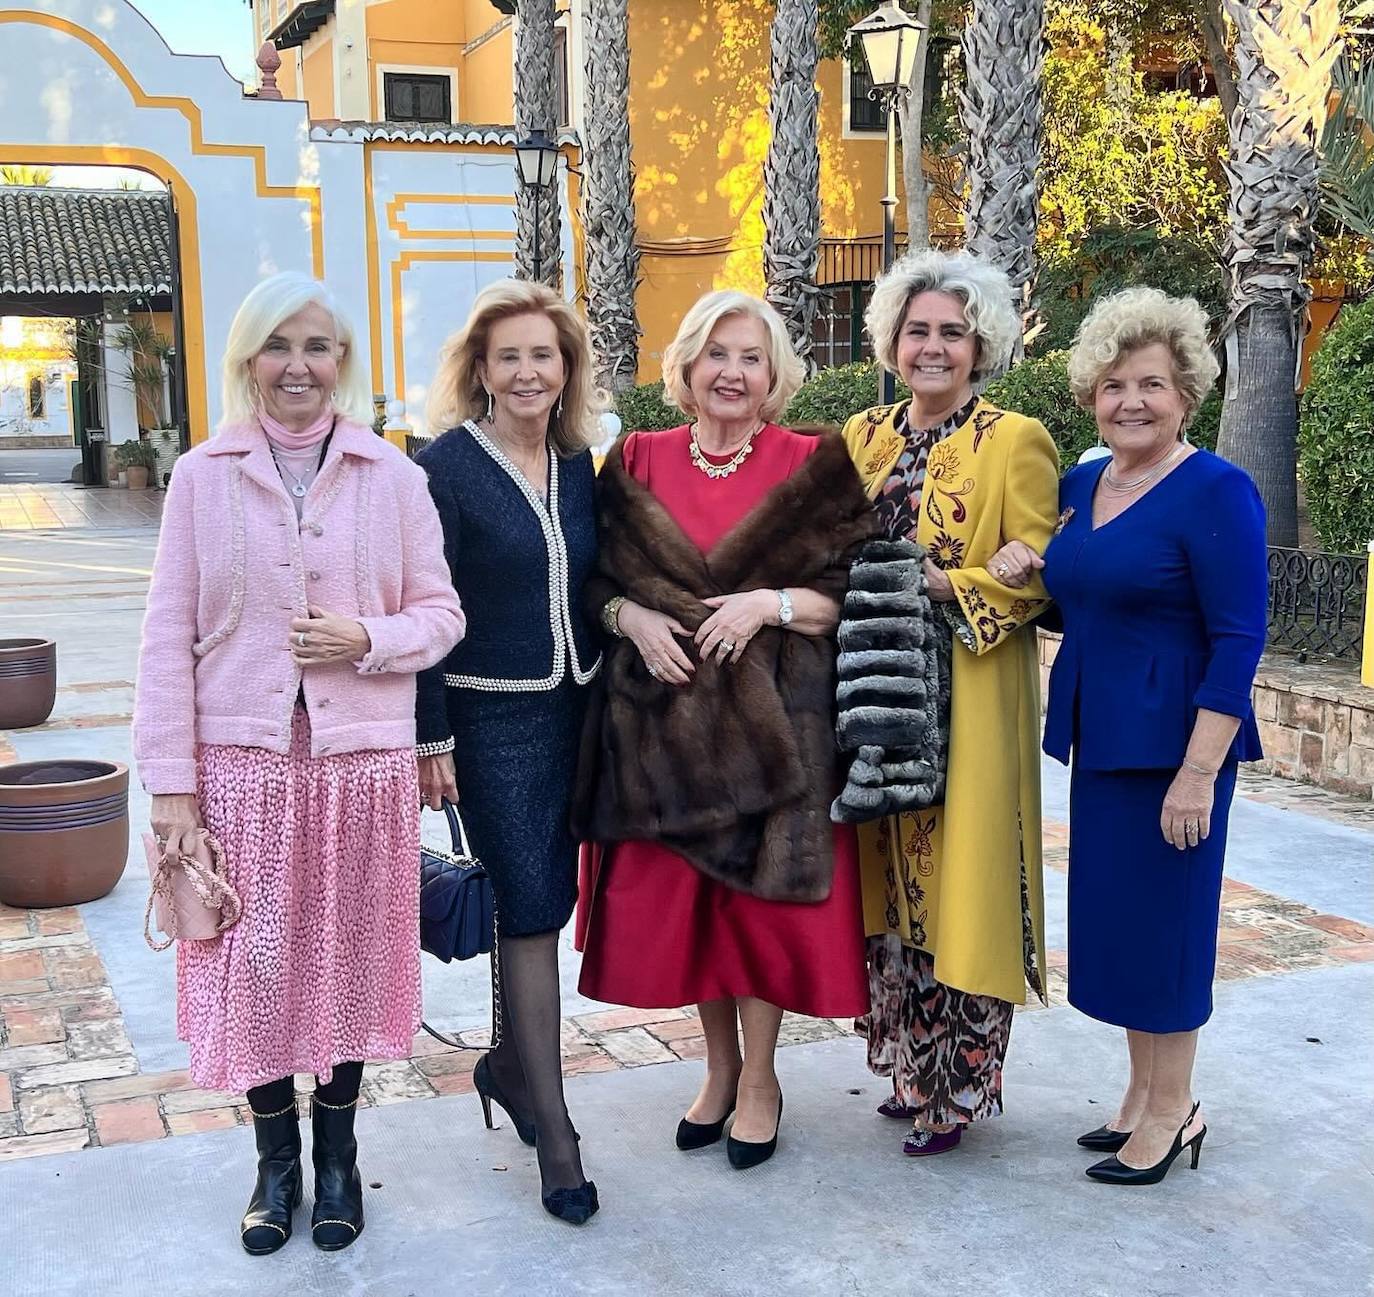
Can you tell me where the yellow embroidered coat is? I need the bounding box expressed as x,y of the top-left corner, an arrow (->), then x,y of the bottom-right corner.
842,400 -> 1059,1004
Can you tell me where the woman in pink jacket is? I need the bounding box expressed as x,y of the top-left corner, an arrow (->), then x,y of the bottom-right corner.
132,273 -> 464,1256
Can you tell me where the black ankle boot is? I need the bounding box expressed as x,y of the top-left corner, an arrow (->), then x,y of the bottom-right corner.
241,1099 -> 303,1255
310,1094 -> 365,1250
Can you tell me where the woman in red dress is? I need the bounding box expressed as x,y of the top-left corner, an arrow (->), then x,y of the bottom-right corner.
574,291 -> 876,1168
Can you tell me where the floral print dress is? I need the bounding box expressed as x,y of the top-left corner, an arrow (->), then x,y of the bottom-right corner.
858,397 -> 1019,1128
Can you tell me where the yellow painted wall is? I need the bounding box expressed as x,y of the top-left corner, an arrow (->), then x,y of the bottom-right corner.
626,1 -> 907,371
302,37 -> 336,118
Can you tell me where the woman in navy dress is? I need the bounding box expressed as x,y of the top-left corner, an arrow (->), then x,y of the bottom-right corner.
991,287 -> 1266,1185
414,280 -> 603,1225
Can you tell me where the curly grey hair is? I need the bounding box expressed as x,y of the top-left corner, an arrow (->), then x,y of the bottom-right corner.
864,249 -> 1021,386
1066,286 -> 1220,431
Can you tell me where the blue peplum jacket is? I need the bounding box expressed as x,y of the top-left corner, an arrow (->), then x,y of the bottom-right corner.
1041,449 -> 1268,771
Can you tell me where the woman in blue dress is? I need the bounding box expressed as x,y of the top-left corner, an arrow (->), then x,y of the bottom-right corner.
414,280 -> 603,1225
990,287 -> 1267,1185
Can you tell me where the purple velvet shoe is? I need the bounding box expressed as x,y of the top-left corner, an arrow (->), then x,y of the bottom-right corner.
902,1126 -> 963,1157
877,1098 -> 918,1120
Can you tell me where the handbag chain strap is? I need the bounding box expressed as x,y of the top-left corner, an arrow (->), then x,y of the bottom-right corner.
419,918 -> 504,1053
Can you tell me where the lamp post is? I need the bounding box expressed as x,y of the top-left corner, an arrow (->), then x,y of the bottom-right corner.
514,130 -> 561,285
848,2 -> 925,404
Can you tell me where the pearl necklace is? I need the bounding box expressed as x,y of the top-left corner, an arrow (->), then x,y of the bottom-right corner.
689,422 -> 763,479
1102,442 -> 1185,494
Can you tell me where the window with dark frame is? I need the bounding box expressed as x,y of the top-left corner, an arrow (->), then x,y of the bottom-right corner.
553,27 -> 571,127
848,58 -> 886,132
28,375 -> 45,420
383,72 -> 452,124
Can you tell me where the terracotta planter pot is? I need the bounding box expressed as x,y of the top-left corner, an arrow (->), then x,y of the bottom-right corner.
0,760 -> 129,907
0,638 -> 56,728
125,465 -> 150,490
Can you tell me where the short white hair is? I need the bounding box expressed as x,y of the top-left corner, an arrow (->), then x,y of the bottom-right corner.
220,272 -> 372,427
865,249 -> 1020,385
662,290 -> 805,421
1067,286 -> 1220,429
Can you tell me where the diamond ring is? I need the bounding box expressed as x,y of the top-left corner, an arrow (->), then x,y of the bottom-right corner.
297,631 -> 308,648
721,641 -> 736,654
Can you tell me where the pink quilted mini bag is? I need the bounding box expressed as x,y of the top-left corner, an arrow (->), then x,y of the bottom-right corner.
142,830 -> 242,951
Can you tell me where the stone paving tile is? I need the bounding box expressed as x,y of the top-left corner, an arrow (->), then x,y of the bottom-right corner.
0,812 -> 1368,1161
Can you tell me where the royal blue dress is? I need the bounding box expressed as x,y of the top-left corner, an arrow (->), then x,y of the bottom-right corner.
1041,450 -> 1267,1033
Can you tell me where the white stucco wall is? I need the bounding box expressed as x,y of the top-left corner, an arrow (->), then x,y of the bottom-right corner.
0,1 -> 572,444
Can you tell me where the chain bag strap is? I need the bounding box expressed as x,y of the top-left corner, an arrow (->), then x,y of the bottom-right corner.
418,800 -> 501,1051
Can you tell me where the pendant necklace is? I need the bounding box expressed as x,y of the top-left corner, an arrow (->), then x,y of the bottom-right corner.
273,459 -> 311,498
269,423 -> 335,499
1102,442 -> 1185,494
689,422 -> 762,479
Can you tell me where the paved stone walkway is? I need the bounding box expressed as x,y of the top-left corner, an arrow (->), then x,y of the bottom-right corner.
0,481 -> 164,531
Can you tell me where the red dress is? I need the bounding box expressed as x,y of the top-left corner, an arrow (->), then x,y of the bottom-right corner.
576,424 -> 869,1017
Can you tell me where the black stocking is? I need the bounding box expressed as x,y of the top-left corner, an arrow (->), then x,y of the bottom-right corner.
246,1075 -> 295,1115
315,1061 -> 364,1106
496,930 -> 585,1192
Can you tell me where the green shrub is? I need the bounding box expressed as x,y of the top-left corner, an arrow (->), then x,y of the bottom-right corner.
783,361 -> 909,427
1300,298 -> 1374,553
614,380 -> 681,432
113,438 -> 157,470
983,349 -> 1219,474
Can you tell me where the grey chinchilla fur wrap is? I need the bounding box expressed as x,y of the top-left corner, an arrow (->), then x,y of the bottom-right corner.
830,537 -> 951,824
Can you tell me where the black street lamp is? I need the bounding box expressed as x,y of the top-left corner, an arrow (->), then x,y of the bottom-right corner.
514,129 -> 561,284
848,2 -> 926,403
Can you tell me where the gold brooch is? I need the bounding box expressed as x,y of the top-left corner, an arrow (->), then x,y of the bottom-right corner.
1053,506 -> 1075,535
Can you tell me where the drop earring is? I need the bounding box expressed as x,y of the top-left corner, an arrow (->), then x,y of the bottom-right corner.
484,389 -> 494,421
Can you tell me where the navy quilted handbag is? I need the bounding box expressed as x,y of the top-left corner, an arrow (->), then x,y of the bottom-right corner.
419,802 -> 495,963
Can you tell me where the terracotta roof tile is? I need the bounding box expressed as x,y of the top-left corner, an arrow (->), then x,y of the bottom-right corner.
0,187 -> 174,297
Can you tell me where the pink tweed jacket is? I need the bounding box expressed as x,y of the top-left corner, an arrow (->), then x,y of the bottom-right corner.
133,417 -> 465,795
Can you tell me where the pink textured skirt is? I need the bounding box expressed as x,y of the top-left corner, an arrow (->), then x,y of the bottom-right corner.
177,709 -> 421,1092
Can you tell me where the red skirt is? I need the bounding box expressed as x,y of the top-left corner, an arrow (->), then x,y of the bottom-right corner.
576,828 -> 869,1017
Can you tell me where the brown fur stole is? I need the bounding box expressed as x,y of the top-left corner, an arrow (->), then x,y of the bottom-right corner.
571,431 -> 878,902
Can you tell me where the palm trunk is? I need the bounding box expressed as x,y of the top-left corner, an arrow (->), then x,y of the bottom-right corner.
514,0 -> 561,288
1217,0 -> 1341,546
763,0 -> 822,370
960,0 -> 1045,356
581,0 -> 641,391
897,0 -> 935,250
1194,0 -> 1239,123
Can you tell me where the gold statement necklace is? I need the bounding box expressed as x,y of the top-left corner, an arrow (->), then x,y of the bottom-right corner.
688,421 -> 763,480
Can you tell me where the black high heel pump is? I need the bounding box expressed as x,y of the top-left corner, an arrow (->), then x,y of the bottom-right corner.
1076,1124 -> 1132,1153
726,1095 -> 783,1170
1085,1102 -> 1205,1185
474,1053 -> 536,1146
676,1100 -> 736,1150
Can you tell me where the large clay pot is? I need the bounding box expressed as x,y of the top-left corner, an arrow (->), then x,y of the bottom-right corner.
0,638 -> 57,728
125,465 -> 150,490
0,760 -> 129,907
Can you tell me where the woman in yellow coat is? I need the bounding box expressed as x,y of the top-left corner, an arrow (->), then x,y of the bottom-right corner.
841,249 -> 1059,1156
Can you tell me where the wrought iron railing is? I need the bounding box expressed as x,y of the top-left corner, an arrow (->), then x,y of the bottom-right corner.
1266,546 -> 1368,662
404,432 -> 433,460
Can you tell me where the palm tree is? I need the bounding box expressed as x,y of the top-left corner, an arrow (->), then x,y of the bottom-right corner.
763,0 -> 823,369
514,0 -> 561,288
1319,56 -> 1374,238
1216,0 -> 1341,546
0,165 -> 52,186
581,0 -> 642,391
959,0 -> 1045,343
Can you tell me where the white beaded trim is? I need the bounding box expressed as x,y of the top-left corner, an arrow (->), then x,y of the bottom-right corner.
445,422 -> 602,694
416,737 -> 455,757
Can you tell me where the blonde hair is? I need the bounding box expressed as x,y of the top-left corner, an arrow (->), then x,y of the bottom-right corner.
220,272 -> 371,427
864,248 -> 1020,385
661,291 -> 804,421
1067,286 -> 1220,430
426,280 -> 603,457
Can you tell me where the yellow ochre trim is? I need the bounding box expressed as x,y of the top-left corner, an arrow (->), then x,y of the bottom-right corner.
0,11 -> 325,279
1,141 -> 209,446
390,248 -> 512,417
385,192 -> 513,242
1363,545 -> 1374,688
364,148 -> 384,392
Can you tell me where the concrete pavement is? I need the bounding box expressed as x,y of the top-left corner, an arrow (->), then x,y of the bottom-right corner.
0,503 -> 1371,1296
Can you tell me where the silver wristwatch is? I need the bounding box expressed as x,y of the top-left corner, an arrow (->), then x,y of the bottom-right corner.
775,589 -> 794,626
